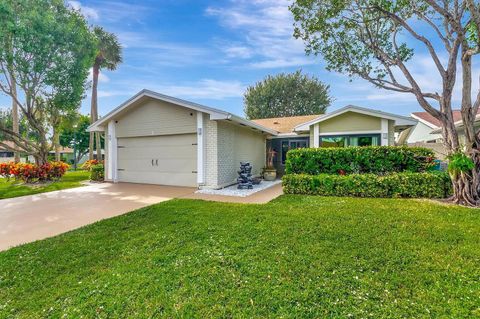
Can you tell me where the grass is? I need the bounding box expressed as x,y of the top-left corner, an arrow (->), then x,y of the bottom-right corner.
0,170 -> 90,199
0,196 -> 479,318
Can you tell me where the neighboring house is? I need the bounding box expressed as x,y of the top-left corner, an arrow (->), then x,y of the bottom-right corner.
431,113 -> 480,144
1,141 -> 78,164
49,147 -> 75,163
88,90 -> 417,189
398,110 -> 477,159
0,141 -> 29,163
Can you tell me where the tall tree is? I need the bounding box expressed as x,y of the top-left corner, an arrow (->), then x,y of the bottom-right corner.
0,0 -> 95,165
244,70 -> 332,119
291,0 -> 480,206
90,26 -> 122,160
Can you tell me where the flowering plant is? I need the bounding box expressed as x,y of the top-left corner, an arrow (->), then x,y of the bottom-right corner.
0,161 -> 69,183
82,159 -> 103,171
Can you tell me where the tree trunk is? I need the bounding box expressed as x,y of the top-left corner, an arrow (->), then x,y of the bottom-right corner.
10,73 -> 20,163
53,127 -> 61,161
89,132 -> 94,160
89,63 -> 100,160
95,132 -> 102,160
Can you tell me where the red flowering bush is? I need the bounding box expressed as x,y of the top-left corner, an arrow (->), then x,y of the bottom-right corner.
82,159 -> 103,171
0,162 -> 16,180
0,161 -> 69,183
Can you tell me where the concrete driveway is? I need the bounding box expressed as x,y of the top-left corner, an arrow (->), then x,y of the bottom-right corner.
0,183 -> 195,251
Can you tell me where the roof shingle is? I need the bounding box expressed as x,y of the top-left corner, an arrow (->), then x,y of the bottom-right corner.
251,114 -> 321,134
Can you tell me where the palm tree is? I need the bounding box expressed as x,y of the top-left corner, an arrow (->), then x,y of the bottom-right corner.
89,27 -> 122,160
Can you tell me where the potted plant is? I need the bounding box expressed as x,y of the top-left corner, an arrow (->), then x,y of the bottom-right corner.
264,147 -> 277,181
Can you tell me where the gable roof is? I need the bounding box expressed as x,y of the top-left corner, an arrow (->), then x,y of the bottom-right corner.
251,114 -> 321,134
88,89 -> 278,135
412,109 -> 480,128
294,105 -> 417,131
430,113 -> 480,134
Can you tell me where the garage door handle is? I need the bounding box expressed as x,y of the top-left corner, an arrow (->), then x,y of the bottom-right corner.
155,159 -> 158,166
151,159 -> 154,166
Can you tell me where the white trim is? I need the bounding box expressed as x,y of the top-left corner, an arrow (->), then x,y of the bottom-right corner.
196,111 -> 204,185
107,120 -> 118,182
410,113 -> 439,129
294,105 -> 417,131
318,130 -> 382,136
313,124 -> 319,147
381,119 -> 388,146
268,133 -> 310,139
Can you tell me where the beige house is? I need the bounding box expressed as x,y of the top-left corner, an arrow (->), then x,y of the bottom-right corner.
88,90 -> 416,189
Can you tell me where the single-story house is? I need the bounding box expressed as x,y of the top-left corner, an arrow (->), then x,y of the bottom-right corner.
88,89 -> 417,189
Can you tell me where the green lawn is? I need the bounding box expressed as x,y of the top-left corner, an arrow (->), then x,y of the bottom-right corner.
1,196 -> 479,318
0,170 -> 90,199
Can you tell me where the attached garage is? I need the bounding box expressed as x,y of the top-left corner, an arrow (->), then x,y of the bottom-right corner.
117,134 -> 197,187
89,90 -> 276,189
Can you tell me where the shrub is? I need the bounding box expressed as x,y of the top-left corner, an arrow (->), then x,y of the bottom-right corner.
282,172 -> 452,199
0,161 -> 69,183
90,164 -> 104,181
285,146 -> 436,175
82,159 -> 103,171
0,162 -> 15,180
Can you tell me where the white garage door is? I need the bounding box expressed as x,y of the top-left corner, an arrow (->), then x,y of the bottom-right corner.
117,134 -> 197,187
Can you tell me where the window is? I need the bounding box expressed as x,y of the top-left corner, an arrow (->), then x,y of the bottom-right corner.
320,136 -> 346,148
0,151 -> 14,158
281,140 -> 308,164
320,134 -> 380,147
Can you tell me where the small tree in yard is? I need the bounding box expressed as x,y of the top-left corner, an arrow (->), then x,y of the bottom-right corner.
60,114 -> 92,165
244,70 -> 332,119
0,0 -> 95,165
291,0 -> 480,206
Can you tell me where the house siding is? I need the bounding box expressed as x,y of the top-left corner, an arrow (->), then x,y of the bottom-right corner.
204,119 -> 218,188
115,98 -> 197,138
216,121 -> 266,188
318,111 -> 381,133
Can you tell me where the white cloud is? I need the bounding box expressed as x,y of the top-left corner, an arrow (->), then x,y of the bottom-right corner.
88,68 -> 110,83
68,1 -> 99,20
154,79 -> 245,100
207,0 -> 314,69
223,45 -> 254,59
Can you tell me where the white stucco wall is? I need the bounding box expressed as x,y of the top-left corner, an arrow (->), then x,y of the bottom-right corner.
407,122 -> 441,143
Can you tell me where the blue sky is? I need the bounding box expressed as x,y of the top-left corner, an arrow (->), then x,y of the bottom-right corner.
1,0 -> 478,117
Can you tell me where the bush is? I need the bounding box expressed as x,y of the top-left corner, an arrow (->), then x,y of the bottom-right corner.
0,161 -> 69,183
285,146 -> 436,175
282,172 -> 452,199
90,164 -> 104,181
82,159 -> 103,171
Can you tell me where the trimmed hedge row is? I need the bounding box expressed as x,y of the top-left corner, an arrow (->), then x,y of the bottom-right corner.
285,146 -> 436,175
282,172 -> 452,198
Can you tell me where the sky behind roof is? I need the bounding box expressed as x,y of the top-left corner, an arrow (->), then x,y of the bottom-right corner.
1,0 -> 478,118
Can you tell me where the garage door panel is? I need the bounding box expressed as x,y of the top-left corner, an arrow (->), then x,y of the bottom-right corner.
118,159 -> 195,172
118,134 -> 195,147
118,146 -> 195,159
117,134 -> 197,187
118,171 -> 196,186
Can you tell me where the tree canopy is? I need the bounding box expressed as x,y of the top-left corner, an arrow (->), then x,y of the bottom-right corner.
0,0 -> 96,164
244,70 -> 332,119
290,0 -> 480,205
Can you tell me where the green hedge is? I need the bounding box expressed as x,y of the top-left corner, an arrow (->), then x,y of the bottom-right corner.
282,172 -> 452,198
285,146 -> 436,175
90,164 -> 104,182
